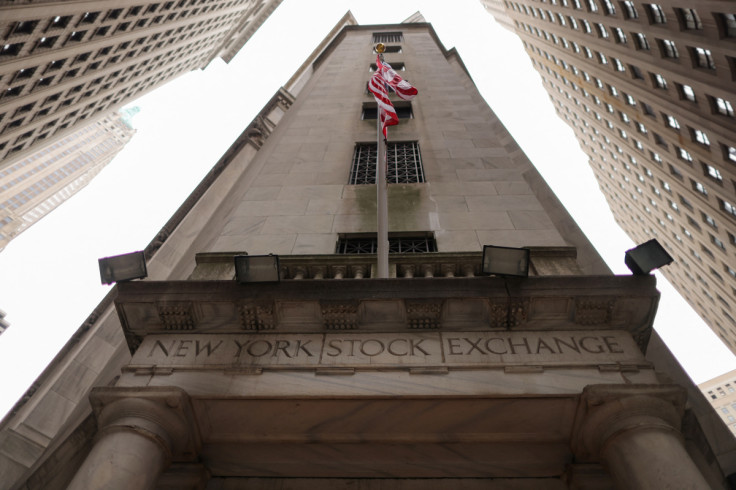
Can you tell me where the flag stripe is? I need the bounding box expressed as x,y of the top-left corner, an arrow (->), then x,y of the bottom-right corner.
377,59 -> 418,101
368,71 -> 398,138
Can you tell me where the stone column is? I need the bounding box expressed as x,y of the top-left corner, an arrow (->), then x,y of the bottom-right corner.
68,387 -> 199,490
573,384 -> 710,490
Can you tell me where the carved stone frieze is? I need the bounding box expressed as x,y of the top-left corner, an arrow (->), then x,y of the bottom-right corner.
508,298 -> 529,327
489,300 -> 508,328
239,301 -> 276,331
406,300 -> 442,329
575,298 -> 616,325
488,298 -> 529,328
321,300 -> 359,330
157,302 -> 198,331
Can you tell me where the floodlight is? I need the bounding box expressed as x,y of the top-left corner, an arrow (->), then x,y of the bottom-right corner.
99,251 -> 147,285
624,239 -> 674,275
234,254 -> 280,283
482,245 -> 530,277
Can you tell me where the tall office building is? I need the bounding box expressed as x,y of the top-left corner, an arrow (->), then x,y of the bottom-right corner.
481,1 -> 736,354
0,0 -> 282,169
0,308 -> 8,335
699,369 -> 736,437
0,110 -> 135,251
1,13 -> 735,489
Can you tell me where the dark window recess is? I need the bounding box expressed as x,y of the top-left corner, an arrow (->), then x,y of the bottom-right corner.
49,15 -> 72,29
373,32 -> 403,43
336,234 -> 437,254
362,104 -> 412,120
45,59 -> 65,72
370,62 -> 405,72
79,12 -> 100,24
106,9 -> 123,20
1,43 -> 24,56
67,31 -> 86,42
349,141 -> 425,185
10,20 -> 39,35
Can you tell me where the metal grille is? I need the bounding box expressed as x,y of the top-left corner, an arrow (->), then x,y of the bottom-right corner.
349,142 -> 424,185
372,32 -> 403,43
336,235 -> 437,254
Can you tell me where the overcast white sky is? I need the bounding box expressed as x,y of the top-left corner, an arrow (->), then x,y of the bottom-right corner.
1,0 -> 734,418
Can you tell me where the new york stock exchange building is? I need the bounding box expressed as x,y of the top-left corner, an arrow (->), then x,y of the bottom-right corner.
2,14 -> 736,490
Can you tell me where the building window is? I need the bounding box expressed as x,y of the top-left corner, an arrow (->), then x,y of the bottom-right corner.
692,47 -> 716,70
712,97 -> 735,117
663,115 -> 680,131
336,234 -> 437,254
623,1 -> 638,19
602,0 -> 616,14
640,102 -> 655,116
693,180 -> 708,196
613,27 -> 627,43
630,65 -> 644,79
704,164 -> 723,182
716,13 -> 736,38
349,142 -> 424,185
723,145 -> 736,163
678,84 -> 696,102
67,30 -> 87,43
720,199 -> 736,219
362,103 -> 412,120
678,8 -> 702,30
48,15 -> 72,29
634,33 -> 650,50
691,128 -> 710,146
677,147 -> 692,162
660,39 -> 679,59
703,212 -> 718,229
373,32 -> 403,44
647,4 -> 667,24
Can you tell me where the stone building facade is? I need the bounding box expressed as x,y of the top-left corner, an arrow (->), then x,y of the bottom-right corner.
1,14 -> 735,489
0,0 -> 281,169
480,0 -> 736,354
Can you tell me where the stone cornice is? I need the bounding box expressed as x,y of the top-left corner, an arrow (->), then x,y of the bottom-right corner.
114,274 -> 659,355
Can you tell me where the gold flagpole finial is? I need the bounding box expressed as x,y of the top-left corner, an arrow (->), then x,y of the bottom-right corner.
375,43 -> 386,54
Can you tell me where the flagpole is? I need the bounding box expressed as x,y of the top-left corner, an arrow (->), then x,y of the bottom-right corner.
376,45 -> 389,278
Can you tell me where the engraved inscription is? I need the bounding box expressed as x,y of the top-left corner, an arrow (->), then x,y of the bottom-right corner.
130,331 -> 643,370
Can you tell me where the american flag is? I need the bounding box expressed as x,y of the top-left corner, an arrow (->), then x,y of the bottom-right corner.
377,58 -> 418,101
367,69 -> 398,139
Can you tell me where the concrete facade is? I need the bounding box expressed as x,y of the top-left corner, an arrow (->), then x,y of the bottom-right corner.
1,15 -> 735,489
480,0 -> 736,355
0,0 -> 281,169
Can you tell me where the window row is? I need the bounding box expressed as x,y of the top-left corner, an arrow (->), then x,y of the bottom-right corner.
506,1 -> 736,38
0,13 -> 234,61
3,0 -> 248,39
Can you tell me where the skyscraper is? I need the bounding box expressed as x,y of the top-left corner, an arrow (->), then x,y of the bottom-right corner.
0,308 -> 8,335
699,369 -> 736,437
1,13 -> 734,489
0,110 -> 135,251
0,0 -> 282,169
479,1 -> 736,354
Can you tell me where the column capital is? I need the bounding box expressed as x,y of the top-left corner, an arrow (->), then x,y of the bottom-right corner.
572,384 -> 687,462
89,386 -> 201,464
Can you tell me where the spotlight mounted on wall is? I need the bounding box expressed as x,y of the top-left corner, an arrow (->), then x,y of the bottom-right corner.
624,239 -> 674,275
481,245 -> 530,277
234,254 -> 281,283
98,251 -> 147,285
